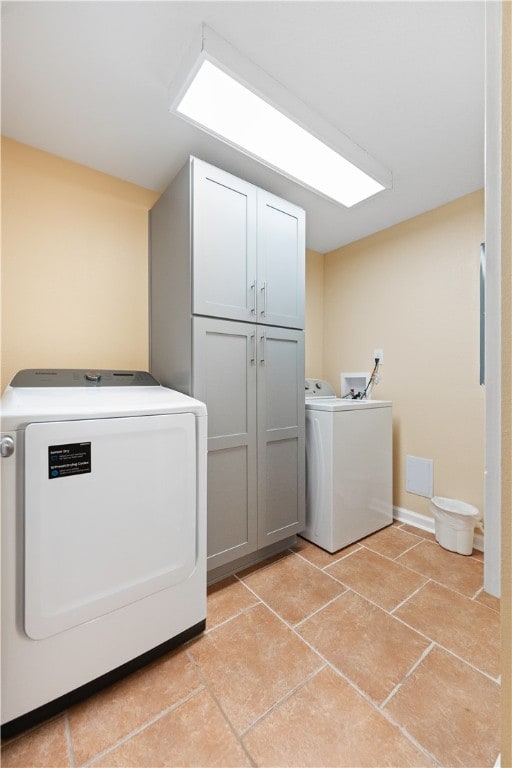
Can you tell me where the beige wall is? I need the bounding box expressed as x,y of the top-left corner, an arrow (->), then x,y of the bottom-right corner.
1,138 -> 159,392
305,248 -> 324,378
322,190 -> 485,519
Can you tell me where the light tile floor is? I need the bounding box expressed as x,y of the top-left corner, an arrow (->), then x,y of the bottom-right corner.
2,522 -> 501,767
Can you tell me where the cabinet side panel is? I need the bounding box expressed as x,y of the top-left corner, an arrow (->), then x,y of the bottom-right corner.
149,162 -> 192,394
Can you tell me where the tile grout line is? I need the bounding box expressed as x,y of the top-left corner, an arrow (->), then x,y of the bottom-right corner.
293,587 -> 349,629
286,628 -> 440,767
312,577 -> 475,673
289,543 -> 364,579
239,664 -> 327,740
64,712 -> 76,768
379,641 -> 436,709
0,711 -> 67,749
238,558 -> 499,684
394,544 -> 485,578
390,538 -> 424,559
184,648 -> 258,767
389,578 -> 431,614
227,582 -> 369,706
424,575 -> 490,603
364,533 -> 486,589
392,571 -> 499,614
226,531 -> 495,766
471,586 -> 500,611
378,552 -> 487,603
291,542 -> 363,571
378,715 -> 442,768
377,638 -> 499,768
389,609 -> 501,684
80,685 -> 205,768
233,575 -> 308,631
470,584 -> 486,600
319,568 -> 428,614
233,570 -> 439,765
201,599 -> 263,636
234,568 -> 348,632
78,528 -> 491,767
432,643 -> 501,685
288,548 -> 357,589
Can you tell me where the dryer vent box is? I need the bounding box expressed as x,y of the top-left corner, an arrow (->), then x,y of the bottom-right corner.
406,455 -> 433,498
341,372 -> 370,398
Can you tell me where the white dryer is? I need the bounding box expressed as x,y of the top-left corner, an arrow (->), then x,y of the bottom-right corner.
0,369 -> 207,737
304,378 -> 392,552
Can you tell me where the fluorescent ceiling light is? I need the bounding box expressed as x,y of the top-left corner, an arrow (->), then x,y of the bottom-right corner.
170,26 -> 391,207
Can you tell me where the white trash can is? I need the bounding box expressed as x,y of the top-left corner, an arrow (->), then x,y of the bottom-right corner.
430,496 -> 482,556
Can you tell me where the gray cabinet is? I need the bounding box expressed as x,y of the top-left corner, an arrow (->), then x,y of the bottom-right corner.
257,326 -> 305,548
192,162 -> 257,323
192,318 -> 305,570
150,156 -> 305,574
192,159 -> 305,329
192,317 -> 258,567
256,190 -> 305,329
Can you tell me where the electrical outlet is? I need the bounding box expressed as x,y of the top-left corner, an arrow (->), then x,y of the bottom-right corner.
374,348 -> 384,364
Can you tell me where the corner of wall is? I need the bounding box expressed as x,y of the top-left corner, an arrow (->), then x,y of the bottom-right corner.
305,248 -> 325,379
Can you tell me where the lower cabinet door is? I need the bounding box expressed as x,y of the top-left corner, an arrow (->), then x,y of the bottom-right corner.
257,326 -> 305,547
193,317 -> 258,570
193,319 -> 305,569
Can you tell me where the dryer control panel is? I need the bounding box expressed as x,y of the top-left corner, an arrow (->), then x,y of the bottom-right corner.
10,369 -> 160,388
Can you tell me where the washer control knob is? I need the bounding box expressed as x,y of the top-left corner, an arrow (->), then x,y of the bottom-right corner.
1,436 -> 15,458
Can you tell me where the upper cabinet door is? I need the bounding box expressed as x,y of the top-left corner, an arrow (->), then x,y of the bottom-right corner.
192,159 -> 257,322
256,190 -> 305,330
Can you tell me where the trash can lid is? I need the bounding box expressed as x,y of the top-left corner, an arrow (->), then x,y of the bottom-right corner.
431,496 -> 481,518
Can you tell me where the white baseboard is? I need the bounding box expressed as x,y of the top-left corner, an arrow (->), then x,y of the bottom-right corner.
393,505 -> 484,553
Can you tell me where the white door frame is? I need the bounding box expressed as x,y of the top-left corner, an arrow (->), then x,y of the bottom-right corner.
484,1 -> 502,597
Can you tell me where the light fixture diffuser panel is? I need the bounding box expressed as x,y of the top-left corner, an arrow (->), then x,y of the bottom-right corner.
169,25 -> 391,207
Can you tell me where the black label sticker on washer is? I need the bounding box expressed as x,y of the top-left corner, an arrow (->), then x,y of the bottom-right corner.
48,442 -> 91,479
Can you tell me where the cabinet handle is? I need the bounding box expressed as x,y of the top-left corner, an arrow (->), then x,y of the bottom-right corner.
260,333 -> 266,365
250,282 -> 256,315
260,282 -> 267,317
250,333 -> 256,364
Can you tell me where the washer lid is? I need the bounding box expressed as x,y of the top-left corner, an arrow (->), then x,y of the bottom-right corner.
306,398 -> 392,411
10,369 -> 160,388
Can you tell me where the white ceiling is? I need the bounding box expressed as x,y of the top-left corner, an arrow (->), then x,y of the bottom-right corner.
1,1 -> 485,253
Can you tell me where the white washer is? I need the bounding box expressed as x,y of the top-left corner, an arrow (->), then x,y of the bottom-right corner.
304,378 -> 392,552
0,369 -> 207,736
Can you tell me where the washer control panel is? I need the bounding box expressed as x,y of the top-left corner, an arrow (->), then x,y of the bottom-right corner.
304,379 -> 336,398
